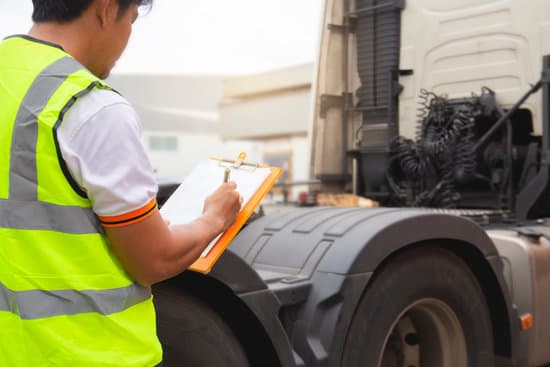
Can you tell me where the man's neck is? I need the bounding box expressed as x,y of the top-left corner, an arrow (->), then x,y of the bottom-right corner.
30,22 -> 89,62
28,16 -> 101,73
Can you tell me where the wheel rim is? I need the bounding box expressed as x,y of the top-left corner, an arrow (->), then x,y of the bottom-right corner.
378,298 -> 468,367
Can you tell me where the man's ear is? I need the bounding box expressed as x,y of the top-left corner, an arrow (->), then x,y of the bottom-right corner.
94,0 -> 119,28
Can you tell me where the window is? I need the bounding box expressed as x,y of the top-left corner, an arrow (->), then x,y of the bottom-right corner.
149,136 -> 178,152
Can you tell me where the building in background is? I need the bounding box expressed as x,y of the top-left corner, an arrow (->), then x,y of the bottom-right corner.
107,74 -> 261,180
220,63 -> 314,201
108,64 -> 314,202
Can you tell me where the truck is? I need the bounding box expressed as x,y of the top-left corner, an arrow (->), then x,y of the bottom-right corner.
153,0 -> 550,366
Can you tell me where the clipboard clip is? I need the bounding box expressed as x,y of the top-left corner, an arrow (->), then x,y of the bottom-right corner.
234,152 -> 247,168
218,152 -> 259,170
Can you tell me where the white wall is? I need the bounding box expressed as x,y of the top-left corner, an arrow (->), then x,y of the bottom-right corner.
221,90 -> 312,139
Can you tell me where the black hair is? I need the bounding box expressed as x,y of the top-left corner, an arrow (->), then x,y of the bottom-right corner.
32,0 -> 153,23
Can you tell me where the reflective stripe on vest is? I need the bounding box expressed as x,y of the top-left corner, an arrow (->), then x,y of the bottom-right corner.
3,56 -> 103,235
10,56 -> 79,201
0,281 -> 150,320
0,199 -> 101,234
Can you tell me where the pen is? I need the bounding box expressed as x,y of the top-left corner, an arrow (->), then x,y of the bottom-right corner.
224,167 -> 231,183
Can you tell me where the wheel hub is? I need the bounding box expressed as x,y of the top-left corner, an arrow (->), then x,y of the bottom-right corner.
379,298 -> 468,367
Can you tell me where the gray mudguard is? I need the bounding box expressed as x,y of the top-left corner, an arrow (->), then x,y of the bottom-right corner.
221,206 -> 518,366
209,249 -> 298,367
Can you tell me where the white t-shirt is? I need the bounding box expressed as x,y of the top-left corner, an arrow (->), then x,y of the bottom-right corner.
57,88 -> 158,227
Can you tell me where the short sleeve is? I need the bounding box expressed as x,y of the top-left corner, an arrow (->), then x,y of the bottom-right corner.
57,89 -> 158,227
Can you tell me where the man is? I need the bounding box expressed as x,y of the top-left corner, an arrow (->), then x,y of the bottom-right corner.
0,0 -> 241,365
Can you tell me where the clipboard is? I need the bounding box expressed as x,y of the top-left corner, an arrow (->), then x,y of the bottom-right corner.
159,152 -> 282,274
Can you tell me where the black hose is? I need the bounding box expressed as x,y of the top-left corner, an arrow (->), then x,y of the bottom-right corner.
389,92 -> 477,207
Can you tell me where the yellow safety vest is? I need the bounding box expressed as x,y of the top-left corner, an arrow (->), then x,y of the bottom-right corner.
0,35 -> 162,366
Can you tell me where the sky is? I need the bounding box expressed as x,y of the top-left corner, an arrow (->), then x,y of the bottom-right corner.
0,0 -> 324,75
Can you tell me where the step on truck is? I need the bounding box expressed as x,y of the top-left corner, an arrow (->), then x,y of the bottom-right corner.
154,0 -> 550,366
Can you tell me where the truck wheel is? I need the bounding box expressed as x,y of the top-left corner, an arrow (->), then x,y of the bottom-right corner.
153,282 -> 250,367
342,247 -> 494,367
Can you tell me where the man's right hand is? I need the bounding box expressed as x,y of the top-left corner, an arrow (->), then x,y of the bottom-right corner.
202,182 -> 242,233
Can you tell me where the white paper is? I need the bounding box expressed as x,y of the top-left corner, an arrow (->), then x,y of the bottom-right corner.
160,159 -> 272,257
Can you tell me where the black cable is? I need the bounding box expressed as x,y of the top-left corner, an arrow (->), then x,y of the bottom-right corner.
389,91 -> 478,207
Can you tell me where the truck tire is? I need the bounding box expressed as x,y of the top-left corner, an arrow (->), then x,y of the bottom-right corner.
153,282 -> 250,367
342,247 -> 494,367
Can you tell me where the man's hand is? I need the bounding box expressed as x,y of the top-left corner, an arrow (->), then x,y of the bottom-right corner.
202,181 -> 242,232
105,182 -> 242,287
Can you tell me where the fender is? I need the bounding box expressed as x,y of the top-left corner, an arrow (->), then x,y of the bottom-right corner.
212,250 -> 298,366
226,207 -> 519,366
